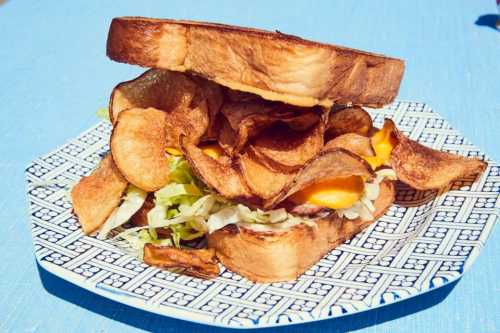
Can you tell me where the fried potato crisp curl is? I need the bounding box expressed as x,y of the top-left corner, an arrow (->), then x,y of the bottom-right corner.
323,133 -> 375,157
71,155 -> 128,234
237,150 -> 295,200
385,119 -> 487,190
180,136 -> 256,203
110,69 -> 223,146
251,121 -> 324,172
326,106 -> 373,139
111,107 -> 170,191
143,244 -> 220,279
219,101 -> 321,155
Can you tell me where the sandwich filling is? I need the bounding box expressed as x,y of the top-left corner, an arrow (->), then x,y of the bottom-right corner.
100,152 -> 396,259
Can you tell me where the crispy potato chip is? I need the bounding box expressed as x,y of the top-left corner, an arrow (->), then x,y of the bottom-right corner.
219,101 -> 321,154
326,106 -> 373,139
180,136 -> 256,203
385,119 -> 487,190
265,148 -> 374,208
143,244 -> 220,279
110,69 -> 223,146
217,114 -> 238,155
164,98 -> 209,148
323,133 -> 375,157
192,77 -> 224,140
251,121 -> 324,172
111,107 -> 170,191
237,150 -> 295,199
109,69 -> 198,124
71,155 -> 128,234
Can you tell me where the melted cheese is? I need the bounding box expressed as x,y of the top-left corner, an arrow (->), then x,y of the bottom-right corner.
364,122 -> 397,169
165,144 -> 224,160
200,143 -> 224,160
165,147 -> 184,156
289,176 -> 365,209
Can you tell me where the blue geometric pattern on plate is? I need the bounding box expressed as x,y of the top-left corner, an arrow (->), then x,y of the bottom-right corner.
26,102 -> 499,329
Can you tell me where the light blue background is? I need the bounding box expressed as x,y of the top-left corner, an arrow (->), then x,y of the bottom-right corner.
1,1 -> 499,332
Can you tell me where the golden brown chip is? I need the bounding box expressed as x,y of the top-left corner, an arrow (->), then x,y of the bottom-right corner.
71,155 -> 128,234
219,101 -> 321,155
265,148 -> 375,208
180,136 -> 256,203
143,244 -> 220,279
109,69 -> 198,124
109,69 -> 223,146
251,121 -> 324,172
220,101 -> 279,154
237,151 -> 295,200
326,106 -> 373,139
164,99 -> 209,148
217,114 -> 238,155
111,107 -> 170,191
192,77 -> 224,140
324,133 -> 375,157
386,119 -> 487,190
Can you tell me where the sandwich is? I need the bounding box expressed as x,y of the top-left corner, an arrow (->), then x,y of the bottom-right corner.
71,17 -> 487,282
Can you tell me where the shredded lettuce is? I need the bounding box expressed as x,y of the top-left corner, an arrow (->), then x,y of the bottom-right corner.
168,156 -> 195,184
155,183 -> 202,206
206,205 -> 300,233
170,223 -> 205,247
97,185 -> 147,239
96,107 -> 110,122
115,228 -> 172,259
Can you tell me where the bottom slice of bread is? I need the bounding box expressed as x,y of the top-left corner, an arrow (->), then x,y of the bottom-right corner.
207,180 -> 395,282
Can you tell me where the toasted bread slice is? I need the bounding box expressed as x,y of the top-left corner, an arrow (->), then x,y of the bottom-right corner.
207,180 -> 395,282
107,17 -> 404,108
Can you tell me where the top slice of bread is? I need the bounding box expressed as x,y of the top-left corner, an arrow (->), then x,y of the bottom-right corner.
107,17 -> 405,108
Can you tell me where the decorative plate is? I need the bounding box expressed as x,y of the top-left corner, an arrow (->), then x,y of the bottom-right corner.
26,101 -> 499,329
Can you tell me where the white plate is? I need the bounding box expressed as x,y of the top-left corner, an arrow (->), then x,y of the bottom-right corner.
26,101 -> 499,329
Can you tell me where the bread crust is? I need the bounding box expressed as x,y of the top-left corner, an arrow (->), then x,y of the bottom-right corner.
207,180 -> 395,282
107,17 -> 404,108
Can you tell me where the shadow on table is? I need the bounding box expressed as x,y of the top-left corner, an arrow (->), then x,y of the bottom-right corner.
475,14 -> 499,32
37,262 -> 458,333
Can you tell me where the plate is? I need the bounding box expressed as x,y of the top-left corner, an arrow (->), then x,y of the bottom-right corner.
26,101 -> 499,329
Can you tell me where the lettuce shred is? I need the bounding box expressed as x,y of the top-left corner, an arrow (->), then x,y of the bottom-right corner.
96,107 -> 110,122
97,184 -> 147,240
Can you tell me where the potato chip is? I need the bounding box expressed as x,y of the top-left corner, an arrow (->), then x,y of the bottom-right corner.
109,69 -> 198,124
143,244 -> 220,279
164,99 -> 209,148
265,148 -> 374,208
386,119 -> 487,190
326,106 -> 373,139
237,150 -> 295,199
323,133 -> 375,157
180,136 -> 256,203
217,114 -> 238,155
190,76 -> 224,140
251,121 -> 324,172
219,101 -> 322,155
71,155 -> 128,234
110,69 -> 223,146
111,107 -> 170,191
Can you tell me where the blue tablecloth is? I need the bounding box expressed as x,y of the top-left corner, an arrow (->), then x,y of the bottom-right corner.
1,1 -> 498,332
